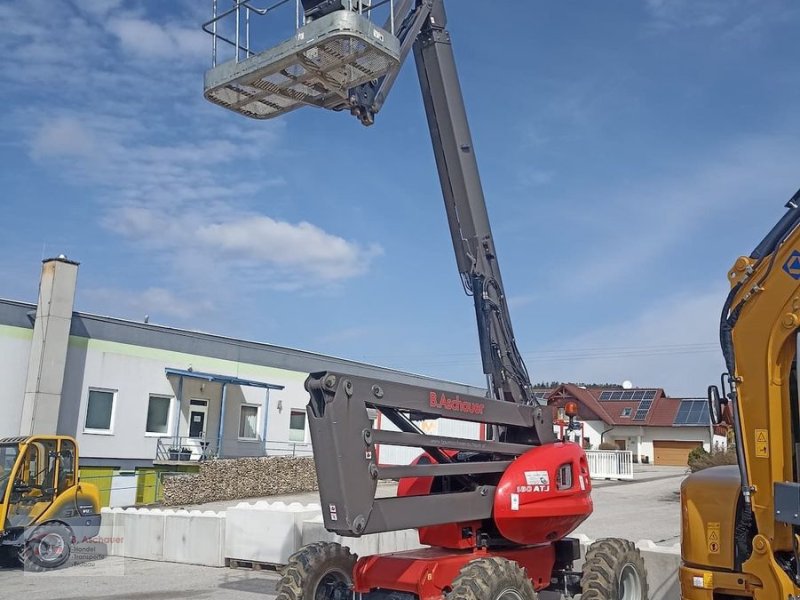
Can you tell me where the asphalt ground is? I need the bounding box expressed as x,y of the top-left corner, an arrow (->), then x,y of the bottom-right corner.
0,465 -> 686,599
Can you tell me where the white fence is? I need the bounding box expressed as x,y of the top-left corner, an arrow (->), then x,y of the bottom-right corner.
585,450 -> 634,480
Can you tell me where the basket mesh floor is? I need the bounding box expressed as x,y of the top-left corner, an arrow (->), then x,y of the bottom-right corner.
205,13 -> 399,120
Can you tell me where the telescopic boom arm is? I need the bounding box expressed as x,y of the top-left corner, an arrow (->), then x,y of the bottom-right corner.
350,1 -> 553,446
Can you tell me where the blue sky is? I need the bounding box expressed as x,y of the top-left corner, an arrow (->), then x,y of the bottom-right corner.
1,0 -> 798,396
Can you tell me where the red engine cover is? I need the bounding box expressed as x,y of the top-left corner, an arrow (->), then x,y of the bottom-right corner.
494,442 -> 592,544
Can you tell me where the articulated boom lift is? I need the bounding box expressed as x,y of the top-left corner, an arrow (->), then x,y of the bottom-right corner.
204,2 -> 646,599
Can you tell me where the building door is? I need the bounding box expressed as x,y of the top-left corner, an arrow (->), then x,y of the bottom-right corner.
614,439 -> 627,451
189,399 -> 208,439
653,440 -> 702,466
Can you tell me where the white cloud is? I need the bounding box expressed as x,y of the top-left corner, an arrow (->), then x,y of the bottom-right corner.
644,0 -> 799,36
29,117 -> 98,159
198,217 -> 382,281
77,0 -> 124,19
107,17 -> 207,62
109,207 -> 382,286
83,287 -> 214,321
13,4 -> 380,293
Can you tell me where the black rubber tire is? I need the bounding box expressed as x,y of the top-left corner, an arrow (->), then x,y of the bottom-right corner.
21,522 -> 74,572
580,538 -> 648,600
448,557 -> 538,600
276,542 -> 357,600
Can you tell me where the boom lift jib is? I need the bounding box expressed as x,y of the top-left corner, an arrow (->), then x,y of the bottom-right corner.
203,2 -> 647,599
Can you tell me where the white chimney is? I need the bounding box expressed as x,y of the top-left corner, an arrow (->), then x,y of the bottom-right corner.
19,256 -> 79,435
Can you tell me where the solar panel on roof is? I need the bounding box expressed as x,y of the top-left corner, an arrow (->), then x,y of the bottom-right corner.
611,391 -> 623,400
622,391 -> 634,400
600,391 -> 613,400
644,390 -> 657,400
674,401 -> 692,424
673,400 -> 710,425
633,390 -> 645,400
633,399 -> 653,421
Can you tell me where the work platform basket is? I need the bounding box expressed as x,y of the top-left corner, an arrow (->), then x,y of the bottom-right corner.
203,2 -> 401,120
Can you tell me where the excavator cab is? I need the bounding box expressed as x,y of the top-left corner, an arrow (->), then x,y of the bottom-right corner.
0,436 -> 100,570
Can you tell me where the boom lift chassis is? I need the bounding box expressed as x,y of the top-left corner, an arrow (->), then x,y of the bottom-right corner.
204,1 -> 648,599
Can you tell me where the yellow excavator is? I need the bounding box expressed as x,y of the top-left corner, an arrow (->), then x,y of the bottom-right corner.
0,435 -> 101,570
681,188 -> 800,598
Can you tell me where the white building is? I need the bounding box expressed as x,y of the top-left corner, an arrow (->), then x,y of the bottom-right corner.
1,257 -> 485,505
541,384 -> 727,466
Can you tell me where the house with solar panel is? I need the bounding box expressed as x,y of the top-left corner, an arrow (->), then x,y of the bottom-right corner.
536,384 -> 728,466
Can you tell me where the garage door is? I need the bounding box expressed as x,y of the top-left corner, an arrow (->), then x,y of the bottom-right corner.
653,440 -> 703,466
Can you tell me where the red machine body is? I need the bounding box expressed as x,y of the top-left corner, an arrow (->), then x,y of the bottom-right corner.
358,443 -> 593,599
353,546 -> 556,600
494,442 -> 592,544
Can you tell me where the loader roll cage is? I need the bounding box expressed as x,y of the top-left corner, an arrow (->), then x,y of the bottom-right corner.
0,443 -> 21,504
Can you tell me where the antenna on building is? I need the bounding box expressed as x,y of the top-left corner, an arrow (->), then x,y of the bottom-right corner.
622,380 -> 633,389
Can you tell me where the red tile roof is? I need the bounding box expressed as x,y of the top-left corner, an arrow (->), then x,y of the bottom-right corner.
538,384 -> 692,428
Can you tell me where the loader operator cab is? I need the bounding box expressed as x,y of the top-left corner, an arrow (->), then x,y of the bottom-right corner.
0,436 -> 100,571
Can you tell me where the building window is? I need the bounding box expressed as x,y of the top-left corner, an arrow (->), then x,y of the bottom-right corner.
239,405 -> 259,440
620,407 -> 632,418
85,389 -> 115,433
146,395 -> 171,435
289,410 -> 306,443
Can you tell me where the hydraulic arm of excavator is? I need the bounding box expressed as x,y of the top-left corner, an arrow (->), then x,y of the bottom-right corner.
681,188 -> 800,599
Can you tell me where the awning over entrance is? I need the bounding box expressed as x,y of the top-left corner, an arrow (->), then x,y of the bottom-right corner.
165,368 -> 285,391
164,368 -> 285,459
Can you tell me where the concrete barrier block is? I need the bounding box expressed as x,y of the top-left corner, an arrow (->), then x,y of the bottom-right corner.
301,517 -> 379,557
118,508 -> 166,561
163,509 -> 226,567
100,507 -> 126,556
225,502 -> 322,565
638,543 -> 680,600
576,537 -> 679,600
300,517 -> 425,557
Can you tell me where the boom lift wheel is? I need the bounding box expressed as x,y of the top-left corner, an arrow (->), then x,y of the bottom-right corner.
20,522 -> 74,571
580,538 -> 648,600
276,542 -> 357,600
449,557 -> 538,600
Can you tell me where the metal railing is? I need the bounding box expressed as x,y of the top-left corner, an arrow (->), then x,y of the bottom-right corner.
155,436 -> 313,462
585,450 -> 634,481
202,0 -> 395,67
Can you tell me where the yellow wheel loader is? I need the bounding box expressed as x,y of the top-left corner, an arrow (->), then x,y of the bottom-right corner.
681,189 -> 800,598
0,435 -> 101,570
